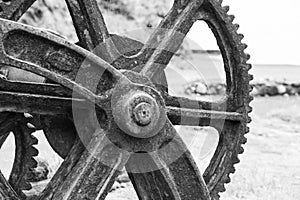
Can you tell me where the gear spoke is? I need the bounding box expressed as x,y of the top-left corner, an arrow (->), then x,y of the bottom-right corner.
126,120 -> 211,200
165,95 -> 227,111
0,113 -> 18,135
0,79 -> 71,97
0,91 -> 88,115
65,0 -> 121,62
41,128 -> 130,200
139,0 -> 205,79
0,172 -> 20,200
0,133 -> 9,148
38,139 -> 85,199
0,19 -> 128,106
167,106 -> 244,127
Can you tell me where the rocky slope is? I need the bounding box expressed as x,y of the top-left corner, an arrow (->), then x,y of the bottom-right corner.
20,0 -> 172,43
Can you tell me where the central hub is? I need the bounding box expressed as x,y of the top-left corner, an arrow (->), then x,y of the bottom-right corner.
113,91 -> 162,137
111,75 -> 166,138
132,102 -> 152,126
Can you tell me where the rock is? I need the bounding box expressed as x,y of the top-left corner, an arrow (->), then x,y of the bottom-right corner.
207,85 -> 218,95
110,181 -> 121,192
184,80 -> 209,95
117,172 -> 131,183
215,84 -> 226,95
119,183 -> 127,188
109,169 -> 130,192
276,85 -> 286,94
266,86 -> 278,96
196,82 -> 208,95
293,85 -> 300,94
194,81 -> 208,95
183,79 -> 300,97
184,87 -> 193,95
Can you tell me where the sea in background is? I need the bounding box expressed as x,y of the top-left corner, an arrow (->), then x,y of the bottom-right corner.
168,53 -> 300,85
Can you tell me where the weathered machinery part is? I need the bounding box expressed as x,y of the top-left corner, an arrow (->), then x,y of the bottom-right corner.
0,0 -> 252,199
41,116 -> 77,159
42,33 -> 168,159
0,113 -> 38,198
189,1 -> 253,199
0,1 -> 45,197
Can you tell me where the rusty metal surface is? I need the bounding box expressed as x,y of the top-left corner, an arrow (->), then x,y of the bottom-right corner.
0,113 -> 38,197
0,0 -> 252,199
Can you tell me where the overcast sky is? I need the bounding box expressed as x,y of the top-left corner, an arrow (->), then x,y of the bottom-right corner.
188,0 -> 300,65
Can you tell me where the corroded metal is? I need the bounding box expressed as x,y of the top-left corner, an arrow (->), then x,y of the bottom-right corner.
0,113 -> 38,197
0,0 -> 252,200
111,75 -> 167,138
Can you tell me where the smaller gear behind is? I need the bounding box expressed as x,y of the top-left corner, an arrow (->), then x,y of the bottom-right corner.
0,113 -> 39,198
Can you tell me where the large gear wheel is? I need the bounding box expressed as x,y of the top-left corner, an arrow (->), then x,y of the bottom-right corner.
0,0 -> 252,199
0,113 -> 38,198
196,1 -> 253,198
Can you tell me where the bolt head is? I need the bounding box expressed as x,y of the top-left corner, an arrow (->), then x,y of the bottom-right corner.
112,90 -> 166,138
132,102 -> 152,126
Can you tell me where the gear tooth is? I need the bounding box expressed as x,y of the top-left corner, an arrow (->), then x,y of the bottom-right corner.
242,63 -> 252,71
241,135 -> 248,144
32,158 -> 38,168
24,113 -> 33,119
20,180 -> 32,191
29,146 -> 39,157
232,156 -> 240,164
247,105 -> 253,113
234,23 -> 240,30
217,184 -> 226,193
243,53 -> 251,61
210,193 -> 221,200
28,158 -> 38,169
248,95 -> 254,102
27,122 -> 35,129
238,33 -> 245,40
249,74 -> 254,81
245,127 -> 250,133
228,15 -> 235,22
238,146 -> 244,154
247,116 -> 252,123
241,43 -> 248,50
223,175 -> 231,184
229,166 -> 236,173
246,63 -> 252,70
30,135 -> 38,145
249,85 -> 254,93
222,5 -> 230,12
